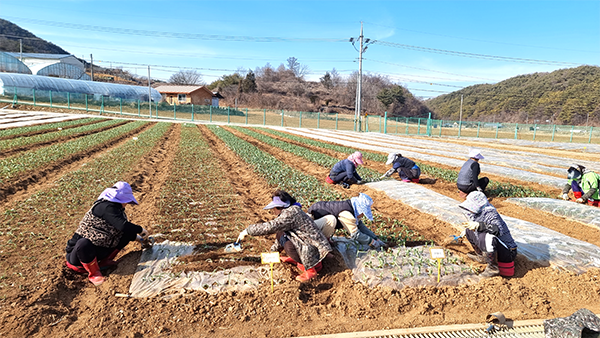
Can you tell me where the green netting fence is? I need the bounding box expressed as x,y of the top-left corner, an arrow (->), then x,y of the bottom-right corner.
2,85 -> 598,144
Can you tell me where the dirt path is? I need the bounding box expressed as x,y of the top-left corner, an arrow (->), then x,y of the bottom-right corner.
2,121 -> 600,338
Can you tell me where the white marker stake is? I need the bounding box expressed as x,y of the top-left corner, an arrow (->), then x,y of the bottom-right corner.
261,252 -> 280,292
430,248 -> 446,283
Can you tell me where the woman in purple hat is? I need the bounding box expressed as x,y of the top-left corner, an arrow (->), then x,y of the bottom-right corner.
65,182 -> 149,286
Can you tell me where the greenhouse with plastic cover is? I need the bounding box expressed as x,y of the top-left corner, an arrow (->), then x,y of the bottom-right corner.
0,72 -> 162,102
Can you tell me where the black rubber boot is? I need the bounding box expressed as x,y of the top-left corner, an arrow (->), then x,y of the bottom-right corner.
479,252 -> 500,278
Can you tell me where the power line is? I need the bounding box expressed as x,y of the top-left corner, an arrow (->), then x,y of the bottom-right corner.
364,21 -> 599,54
374,40 -> 585,66
3,16 -> 347,43
367,59 -> 499,81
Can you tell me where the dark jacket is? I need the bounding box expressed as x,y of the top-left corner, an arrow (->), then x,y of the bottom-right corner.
307,200 -> 354,230
68,199 -> 142,250
457,159 -> 481,187
393,157 -> 416,170
330,159 -> 362,182
247,205 -> 331,269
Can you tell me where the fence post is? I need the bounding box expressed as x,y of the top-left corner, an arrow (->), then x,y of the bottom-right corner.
120,98 -> 123,115
335,113 -> 338,130
395,117 -> 398,134
317,112 -> 320,129
155,101 -> 158,118
86,94 -> 88,112
405,117 -> 409,135
68,92 -> 70,109
210,106 -> 213,122
458,120 -> 462,137
495,124 -> 499,139
281,109 -> 284,127
227,106 -> 231,124
476,122 -> 480,138
417,118 -> 421,135
365,116 -> 369,132
299,111 -> 302,128
245,108 -> 248,125
50,90 -> 53,107
426,112 -> 432,136
439,120 -> 442,137
263,109 -> 266,125
383,111 -> 388,134
589,126 -> 594,143
514,123 -> 518,139
533,124 -> 537,140
33,88 -> 36,106
569,125 -> 574,142
173,103 -> 176,120
100,95 -> 104,115
551,125 -> 556,141
191,104 -> 194,121
378,115 -> 381,133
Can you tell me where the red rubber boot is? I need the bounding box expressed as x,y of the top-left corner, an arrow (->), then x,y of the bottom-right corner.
99,249 -> 120,269
280,256 -> 298,265
295,262 -> 321,282
81,258 -> 105,286
65,261 -> 86,274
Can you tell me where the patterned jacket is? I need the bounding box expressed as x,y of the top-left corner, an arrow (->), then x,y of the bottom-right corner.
75,199 -> 141,248
247,205 -> 332,269
459,192 -> 517,249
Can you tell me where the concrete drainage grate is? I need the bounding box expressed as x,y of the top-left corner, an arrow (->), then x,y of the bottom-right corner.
298,322 -> 546,338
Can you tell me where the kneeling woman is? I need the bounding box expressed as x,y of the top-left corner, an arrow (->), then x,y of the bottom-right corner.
237,190 -> 332,282
65,182 -> 149,286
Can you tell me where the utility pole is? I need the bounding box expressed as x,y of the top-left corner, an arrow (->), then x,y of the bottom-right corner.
458,94 -> 463,137
19,39 -> 22,61
148,66 -> 152,118
90,54 -> 94,81
350,22 -> 373,132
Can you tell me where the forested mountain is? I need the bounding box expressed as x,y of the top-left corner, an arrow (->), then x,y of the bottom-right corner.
427,65 -> 600,125
0,19 -> 69,54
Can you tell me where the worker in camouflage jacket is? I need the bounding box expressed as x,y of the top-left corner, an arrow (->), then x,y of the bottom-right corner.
236,190 -> 332,282
561,164 -> 600,207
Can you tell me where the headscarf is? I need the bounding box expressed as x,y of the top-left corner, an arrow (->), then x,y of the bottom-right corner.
350,193 -> 374,225
348,151 -> 364,166
97,181 -> 139,205
386,152 -> 401,165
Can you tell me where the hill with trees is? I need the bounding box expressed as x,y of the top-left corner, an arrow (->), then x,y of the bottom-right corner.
426,65 -> 600,125
0,18 -> 69,54
205,58 -> 431,118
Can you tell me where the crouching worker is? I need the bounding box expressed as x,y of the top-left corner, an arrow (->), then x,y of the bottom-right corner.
457,149 -> 489,198
307,193 -> 386,249
458,191 -> 517,278
236,190 -> 332,282
327,151 -> 364,189
380,152 -> 421,182
560,164 -> 600,207
65,182 -> 149,286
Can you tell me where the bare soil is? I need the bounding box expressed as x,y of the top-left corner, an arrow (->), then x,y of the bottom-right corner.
1,122 -> 600,338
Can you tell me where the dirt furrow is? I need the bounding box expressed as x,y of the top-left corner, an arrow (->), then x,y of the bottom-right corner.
0,120 -> 129,159
0,122 -> 153,204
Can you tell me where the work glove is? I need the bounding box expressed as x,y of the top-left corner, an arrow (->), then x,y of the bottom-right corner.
237,229 -> 249,242
562,193 -> 569,201
379,174 -> 386,179
357,180 -> 364,185
450,230 -> 466,244
464,221 -> 480,231
139,228 -> 149,239
370,238 -> 384,250
576,198 -> 585,203
476,186 -> 483,192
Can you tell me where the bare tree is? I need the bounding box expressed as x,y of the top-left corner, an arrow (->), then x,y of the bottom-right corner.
169,70 -> 204,85
286,57 -> 309,78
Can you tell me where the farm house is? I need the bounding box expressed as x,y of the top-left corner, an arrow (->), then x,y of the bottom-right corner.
155,84 -> 223,106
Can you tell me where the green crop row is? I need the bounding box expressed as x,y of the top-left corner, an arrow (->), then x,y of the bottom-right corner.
0,119 -> 125,152
207,125 -> 342,206
234,127 -> 382,182
0,122 -> 171,286
154,124 -> 244,243
0,120 -> 147,185
258,128 -> 549,198
0,117 -> 102,139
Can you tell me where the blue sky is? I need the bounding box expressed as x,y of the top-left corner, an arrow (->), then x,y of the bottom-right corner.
1,0 -> 598,99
